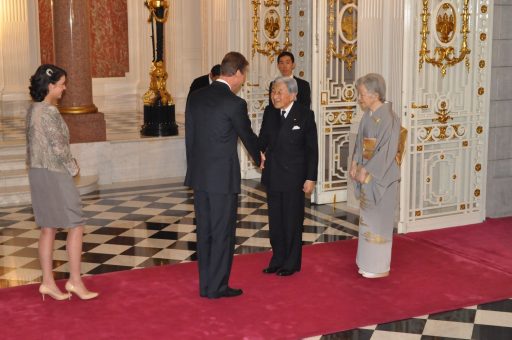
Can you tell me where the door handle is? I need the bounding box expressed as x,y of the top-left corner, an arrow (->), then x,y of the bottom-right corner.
411,103 -> 429,109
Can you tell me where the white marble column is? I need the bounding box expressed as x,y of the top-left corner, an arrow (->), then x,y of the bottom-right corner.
347,0 -> 404,209
0,0 -> 40,105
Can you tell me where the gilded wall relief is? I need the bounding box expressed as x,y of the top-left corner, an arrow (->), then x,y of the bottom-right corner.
328,0 -> 357,71
418,0 -> 471,77
252,0 -> 292,62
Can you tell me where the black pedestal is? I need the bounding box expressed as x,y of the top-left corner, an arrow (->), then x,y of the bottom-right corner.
140,104 -> 179,136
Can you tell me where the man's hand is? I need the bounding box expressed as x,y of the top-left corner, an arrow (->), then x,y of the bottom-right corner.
303,180 -> 315,194
260,151 -> 266,170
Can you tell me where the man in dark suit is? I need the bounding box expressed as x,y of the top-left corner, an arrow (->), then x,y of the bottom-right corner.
185,52 -> 261,299
268,51 -> 311,108
186,64 -> 221,102
259,76 -> 318,276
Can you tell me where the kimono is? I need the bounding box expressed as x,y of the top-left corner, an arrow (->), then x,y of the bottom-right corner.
352,101 -> 401,275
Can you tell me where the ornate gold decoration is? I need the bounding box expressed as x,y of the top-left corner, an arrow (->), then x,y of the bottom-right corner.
299,10 -> 304,16
412,103 -> 429,109
475,163 -> 481,171
326,110 -> 354,125
476,126 -> 483,134
299,51 -> 304,57
436,3 -> 456,43
264,10 -> 281,39
419,0 -> 471,77
474,189 -> 480,197
252,0 -> 292,62
327,0 -> 357,71
478,87 -> 485,95
440,154 -> 445,160
452,174 -> 456,180
145,0 -> 169,23
433,100 -> 452,123
422,124 -> 463,141
264,0 -> 280,6
299,71 -> 304,77
462,140 -> 468,146
460,204 -> 466,210
479,60 -> 486,68
143,61 -> 173,105
480,33 -> 487,41
299,31 -> 304,37
415,210 -> 422,216
426,177 -> 431,183
481,5 -> 487,13
417,146 -> 423,151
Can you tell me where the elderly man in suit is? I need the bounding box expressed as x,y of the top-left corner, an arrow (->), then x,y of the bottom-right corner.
268,51 -> 311,108
185,52 -> 261,298
186,64 -> 221,102
259,76 -> 318,276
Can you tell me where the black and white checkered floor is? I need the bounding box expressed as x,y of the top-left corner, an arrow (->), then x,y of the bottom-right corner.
0,178 -> 510,339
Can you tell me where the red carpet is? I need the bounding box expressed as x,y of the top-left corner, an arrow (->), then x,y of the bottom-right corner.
1,218 -> 511,339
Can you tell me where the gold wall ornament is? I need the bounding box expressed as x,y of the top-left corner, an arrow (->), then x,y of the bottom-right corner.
480,33 -> 487,41
478,87 -> 485,95
481,5 -> 487,13
433,101 -> 452,124
476,126 -> 483,134
475,163 -> 481,171
418,0 -> 471,77
252,0 -> 292,62
474,189 -> 480,197
415,210 -> 422,216
327,0 -> 357,71
264,0 -> 280,6
479,60 -> 486,68
436,3 -> 456,44
264,10 -> 281,39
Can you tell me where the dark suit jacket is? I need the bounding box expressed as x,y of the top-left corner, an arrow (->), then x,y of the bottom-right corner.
259,102 -> 318,192
185,81 -> 260,194
187,74 -> 210,103
269,76 -> 311,108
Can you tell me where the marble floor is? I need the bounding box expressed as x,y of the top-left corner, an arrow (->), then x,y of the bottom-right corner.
0,177 -> 510,340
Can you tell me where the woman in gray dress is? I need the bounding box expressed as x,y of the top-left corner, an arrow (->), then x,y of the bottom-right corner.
350,73 -> 401,278
27,64 -> 98,300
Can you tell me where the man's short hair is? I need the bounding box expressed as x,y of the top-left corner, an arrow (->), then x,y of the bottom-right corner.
273,76 -> 298,95
277,51 -> 295,63
210,64 -> 221,77
220,52 -> 249,76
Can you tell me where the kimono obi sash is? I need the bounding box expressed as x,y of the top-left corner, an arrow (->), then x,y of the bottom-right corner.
395,126 -> 408,166
363,138 -> 377,160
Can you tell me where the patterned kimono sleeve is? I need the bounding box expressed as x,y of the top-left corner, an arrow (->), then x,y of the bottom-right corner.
41,107 -> 79,176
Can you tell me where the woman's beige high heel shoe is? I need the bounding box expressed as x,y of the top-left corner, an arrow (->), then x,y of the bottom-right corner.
65,282 -> 98,300
39,284 -> 70,301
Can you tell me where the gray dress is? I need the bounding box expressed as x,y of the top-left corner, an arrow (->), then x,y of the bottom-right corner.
352,102 -> 401,274
26,101 -> 83,228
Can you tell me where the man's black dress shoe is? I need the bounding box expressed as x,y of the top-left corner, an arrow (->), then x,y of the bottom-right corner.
276,269 -> 295,276
262,266 -> 279,274
208,287 -> 243,299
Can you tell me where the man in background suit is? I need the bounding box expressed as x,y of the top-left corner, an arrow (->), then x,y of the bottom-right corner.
268,51 -> 311,108
185,52 -> 261,299
259,76 -> 318,276
186,64 -> 221,102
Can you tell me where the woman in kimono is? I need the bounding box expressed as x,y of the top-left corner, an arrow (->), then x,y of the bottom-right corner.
350,73 -> 401,278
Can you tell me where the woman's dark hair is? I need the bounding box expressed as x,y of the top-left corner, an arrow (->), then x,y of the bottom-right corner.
29,64 -> 67,102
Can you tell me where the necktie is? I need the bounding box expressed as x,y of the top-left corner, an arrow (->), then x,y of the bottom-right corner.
281,110 -> 286,121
